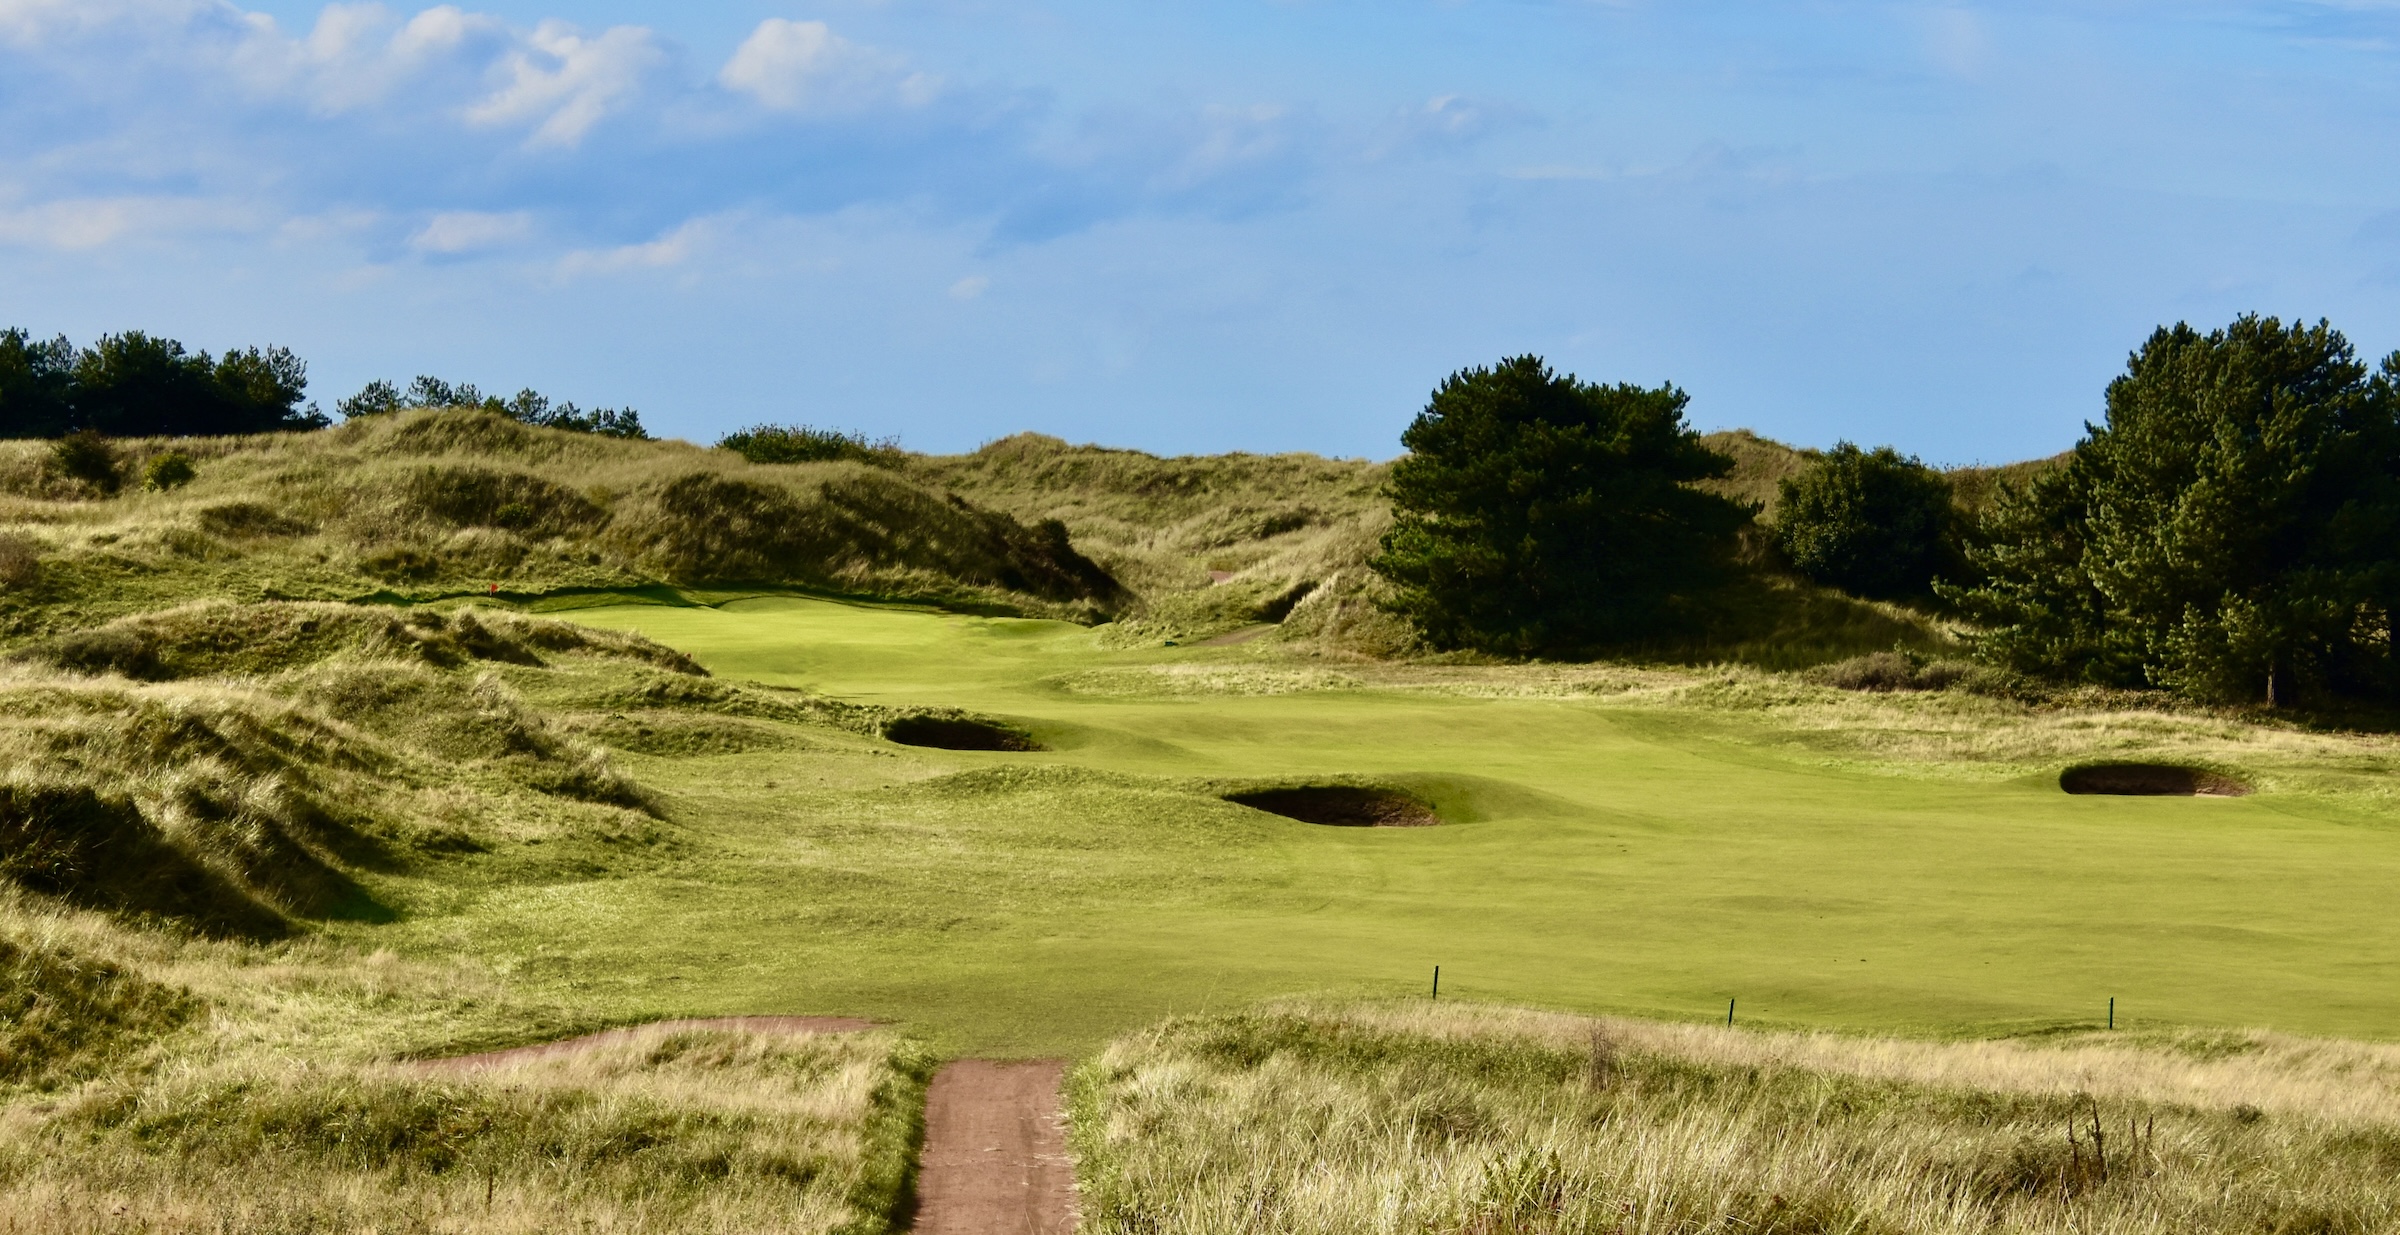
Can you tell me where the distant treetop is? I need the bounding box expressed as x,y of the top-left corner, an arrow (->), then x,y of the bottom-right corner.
337,375 -> 647,440
0,328 -> 325,439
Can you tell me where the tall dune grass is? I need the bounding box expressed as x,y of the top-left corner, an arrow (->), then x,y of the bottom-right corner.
0,1023 -> 931,1234
1073,1002 -> 2400,1234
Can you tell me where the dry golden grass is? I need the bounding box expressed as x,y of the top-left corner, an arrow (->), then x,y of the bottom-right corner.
1074,1001 -> 2400,1235
0,1023 -> 929,1235
1330,1001 -> 2400,1129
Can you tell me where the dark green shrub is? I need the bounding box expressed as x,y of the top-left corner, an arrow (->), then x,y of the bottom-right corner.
0,533 -> 37,589
143,450 -> 197,490
717,424 -> 904,468
1772,443 -> 1954,600
50,429 -> 119,494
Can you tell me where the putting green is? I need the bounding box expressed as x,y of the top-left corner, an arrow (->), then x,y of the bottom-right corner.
374,594 -> 2400,1054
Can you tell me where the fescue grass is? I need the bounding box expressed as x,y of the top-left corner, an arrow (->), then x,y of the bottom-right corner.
1073,1001 -> 2400,1234
0,1023 -> 931,1234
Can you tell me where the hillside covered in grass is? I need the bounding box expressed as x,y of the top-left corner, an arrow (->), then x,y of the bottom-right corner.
0,409 -> 1127,639
918,429 -> 2047,663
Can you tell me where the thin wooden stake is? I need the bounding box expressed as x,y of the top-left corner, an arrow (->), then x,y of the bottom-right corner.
1431,965 -> 1440,1000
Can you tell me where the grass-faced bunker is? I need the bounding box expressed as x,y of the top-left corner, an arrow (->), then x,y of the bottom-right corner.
2060,763 -> 2252,797
1223,785 -> 1439,827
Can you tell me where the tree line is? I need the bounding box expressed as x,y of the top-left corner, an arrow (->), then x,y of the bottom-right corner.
0,329 -> 645,441
1373,316 -> 2400,706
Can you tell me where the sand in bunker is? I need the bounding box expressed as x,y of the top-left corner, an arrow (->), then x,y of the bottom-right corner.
913,1060 -> 1077,1235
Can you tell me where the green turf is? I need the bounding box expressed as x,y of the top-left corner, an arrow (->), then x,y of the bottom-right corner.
351,594 -> 2400,1056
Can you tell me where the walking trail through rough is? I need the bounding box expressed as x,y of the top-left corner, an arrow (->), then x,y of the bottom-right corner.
912,1060 -> 1078,1235
404,1020 -> 1080,1232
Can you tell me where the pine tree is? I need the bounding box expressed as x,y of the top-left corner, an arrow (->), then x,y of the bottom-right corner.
1370,356 -> 1751,654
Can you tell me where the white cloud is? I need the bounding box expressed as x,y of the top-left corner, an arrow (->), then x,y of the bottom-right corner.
718,17 -> 936,112
948,274 -> 988,300
409,209 -> 532,253
556,217 -> 713,277
219,3 -> 508,112
464,19 -> 662,147
0,193 -> 252,249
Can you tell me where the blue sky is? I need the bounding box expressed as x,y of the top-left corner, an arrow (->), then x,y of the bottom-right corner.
3,2 -> 2398,462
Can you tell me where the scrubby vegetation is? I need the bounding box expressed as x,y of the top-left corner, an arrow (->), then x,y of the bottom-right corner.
1773,442 -> 1956,600
1075,1003 -> 2400,1235
718,424 -> 906,468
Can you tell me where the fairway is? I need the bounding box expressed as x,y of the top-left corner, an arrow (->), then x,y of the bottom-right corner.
362,594 -> 2400,1055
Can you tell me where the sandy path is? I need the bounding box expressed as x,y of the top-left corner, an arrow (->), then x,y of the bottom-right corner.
912,1059 -> 1077,1235
409,1016 -> 880,1071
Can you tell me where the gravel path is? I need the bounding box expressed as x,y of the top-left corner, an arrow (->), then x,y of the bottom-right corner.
912,1059 -> 1078,1235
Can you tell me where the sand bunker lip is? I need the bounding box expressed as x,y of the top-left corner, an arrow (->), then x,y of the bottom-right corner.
406,1016 -> 879,1072
2060,763 -> 2252,797
884,715 -> 1045,752
1225,785 -> 1440,827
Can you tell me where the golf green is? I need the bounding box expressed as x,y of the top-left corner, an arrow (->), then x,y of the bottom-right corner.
386,594 -> 2400,1054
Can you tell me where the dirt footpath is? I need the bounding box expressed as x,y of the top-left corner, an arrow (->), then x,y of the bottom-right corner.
913,1059 -> 1077,1235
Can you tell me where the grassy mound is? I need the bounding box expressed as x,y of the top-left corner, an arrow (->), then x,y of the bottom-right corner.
0,925 -> 194,1089
0,601 -> 753,936
1074,1003 -> 2400,1235
0,409 -> 1126,637
8,599 -> 706,681
14,1024 -> 932,1234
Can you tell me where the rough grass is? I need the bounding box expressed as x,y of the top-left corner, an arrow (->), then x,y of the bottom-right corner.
0,601 -> 733,938
1073,1002 -> 2400,1235
0,1024 -> 932,1234
0,597 -> 964,1232
0,409 -> 1125,639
